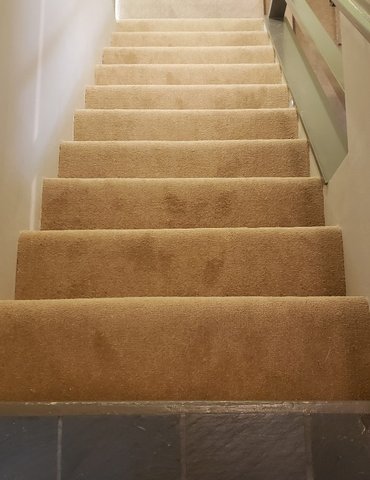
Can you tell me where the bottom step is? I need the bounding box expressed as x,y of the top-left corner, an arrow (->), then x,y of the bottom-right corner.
0,297 -> 369,401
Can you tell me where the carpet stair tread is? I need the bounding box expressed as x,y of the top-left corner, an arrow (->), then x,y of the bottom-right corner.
115,18 -> 265,32
0,296 -> 368,401
58,139 -> 309,178
15,227 -> 345,300
95,63 -> 282,85
85,84 -> 289,109
111,31 -> 270,47
41,177 -> 324,230
74,109 -> 297,141
102,46 -> 275,64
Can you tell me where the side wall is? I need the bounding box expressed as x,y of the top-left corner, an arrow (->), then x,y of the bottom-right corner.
324,15 -> 370,299
119,0 -> 263,19
0,0 -> 115,299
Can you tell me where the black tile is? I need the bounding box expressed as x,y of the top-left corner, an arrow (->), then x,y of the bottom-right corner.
185,413 -> 307,480
62,415 -> 181,480
311,414 -> 370,480
0,417 -> 58,480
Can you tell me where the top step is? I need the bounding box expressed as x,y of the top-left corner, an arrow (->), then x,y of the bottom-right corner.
116,18 -> 265,32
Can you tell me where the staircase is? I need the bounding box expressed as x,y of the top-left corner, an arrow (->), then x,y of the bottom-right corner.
1,18 -> 369,402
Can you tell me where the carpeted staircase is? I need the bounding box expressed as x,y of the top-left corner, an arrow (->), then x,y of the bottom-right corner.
1,18 -> 369,401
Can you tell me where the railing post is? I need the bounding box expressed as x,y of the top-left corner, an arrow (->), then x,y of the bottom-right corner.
266,0 -> 348,181
115,0 -> 120,21
269,0 -> 287,20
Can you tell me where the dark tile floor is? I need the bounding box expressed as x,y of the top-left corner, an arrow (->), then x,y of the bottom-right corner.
62,416 -> 180,480
185,414 -> 307,480
0,417 -> 57,480
311,414 -> 370,480
0,413 -> 369,479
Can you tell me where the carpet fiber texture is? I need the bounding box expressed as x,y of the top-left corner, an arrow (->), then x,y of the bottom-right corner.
102,45 -> 275,64
85,85 -> 289,109
1,17 -> 369,401
0,297 -> 369,401
115,18 -> 265,32
74,109 -> 297,141
41,178 -> 324,229
59,140 -> 309,178
95,63 -> 282,85
111,31 -> 270,47
16,227 -> 345,299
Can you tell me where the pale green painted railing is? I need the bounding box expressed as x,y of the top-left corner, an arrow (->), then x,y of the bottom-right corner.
115,0 -> 120,21
266,0 -> 370,181
335,0 -> 370,42
288,0 -> 344,88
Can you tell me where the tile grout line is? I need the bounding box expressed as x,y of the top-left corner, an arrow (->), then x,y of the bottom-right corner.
180,414 -> 187,480
56,416 -> 63,480
304,415 -> 315,480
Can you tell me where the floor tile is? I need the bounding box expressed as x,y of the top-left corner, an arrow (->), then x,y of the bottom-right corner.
311,414 -> 370,480
185,413 -> 307,480
62,415 -> 181,480
0,417 -> 58,480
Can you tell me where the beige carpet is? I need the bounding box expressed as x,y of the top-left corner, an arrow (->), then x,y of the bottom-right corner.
115,18 -> 265,32
16,227 -> 345,299
41,178 -> 324,229
59,140 -> 310,178
95,64 -> 282,85
1,17 -> 369,401
111,31 -> 270,47
74,109 -> 297,141
0,297 -> 369,401
85,85 -> 289,109
102,45 -> 275,64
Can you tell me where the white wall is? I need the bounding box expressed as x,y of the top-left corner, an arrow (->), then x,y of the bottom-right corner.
119,0 -> 263,19
324,15 -> 370,299
0,0 -> 115,299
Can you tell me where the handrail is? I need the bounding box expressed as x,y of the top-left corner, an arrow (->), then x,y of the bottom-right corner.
267,0 -> 349,181
270,0 -> 344,89
290,0 -> 344,89
115,0 -> 120,21
334,0 -> 370,42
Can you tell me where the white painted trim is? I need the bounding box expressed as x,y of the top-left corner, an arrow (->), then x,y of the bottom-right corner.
115,0 -> 120,21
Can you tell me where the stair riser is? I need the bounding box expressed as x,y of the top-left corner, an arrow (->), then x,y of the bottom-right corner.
85,85 -> 289,109
74,109 -> 297,141
103,46 -> 275,64
41,178 -> 324,230
0,297 -> 368,401
115,19 -> 265,32
58,140 -> 309,178
111,31 -> 270,47
95,64 -> 282,85
15,228 -> 345,300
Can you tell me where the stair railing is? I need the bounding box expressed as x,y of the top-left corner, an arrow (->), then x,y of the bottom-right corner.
115,0 -> 120,21
266,0 -> 370,181
334,0 -> 370,42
